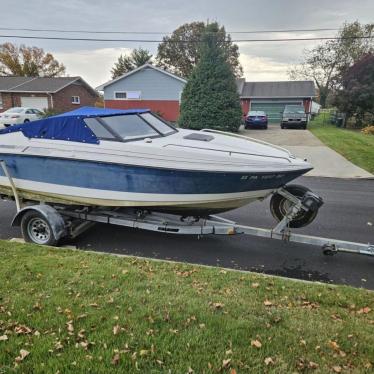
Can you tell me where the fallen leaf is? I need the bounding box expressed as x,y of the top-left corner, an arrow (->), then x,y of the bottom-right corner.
0,335 -> 8,341
251,282 -> 260,288
331,314 -> 343,321
113,325 -> 120,335
55,341 -> 64,350
187,367 -> 194,373
230,369 -> 237,374
111,353 -> 120,365
251,339 -> 262,348
332,365 -> 342,373
66,321 -> 74,333
211,302 -> 224,310
263,300 -> 273,307
328,340 -> 340,351
222,358 -> 231,368
15,349 -> 30,362
33,302 -> 42,310
308,361 -> 319,369
14,325 -> 32,335
357,307 -> 371,314
139,349 -> 148,356
264,357 -> 275,366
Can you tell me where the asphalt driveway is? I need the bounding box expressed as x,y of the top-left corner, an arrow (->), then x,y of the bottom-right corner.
241,124 -> 373,178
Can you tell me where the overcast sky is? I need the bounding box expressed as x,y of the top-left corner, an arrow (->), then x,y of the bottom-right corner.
1,0 -> 373,87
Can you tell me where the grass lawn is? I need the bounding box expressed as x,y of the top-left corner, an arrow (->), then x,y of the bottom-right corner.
1,241 -> 374,373
309,114 -> 374,174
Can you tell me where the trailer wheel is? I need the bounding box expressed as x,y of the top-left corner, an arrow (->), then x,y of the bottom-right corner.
270,184 -> 318,228
21,211 -> 59,246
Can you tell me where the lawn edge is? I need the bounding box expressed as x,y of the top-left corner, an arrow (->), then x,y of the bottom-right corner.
5,237 -> 368,292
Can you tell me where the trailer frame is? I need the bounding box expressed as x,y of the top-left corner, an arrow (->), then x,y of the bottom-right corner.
1,159 -> 373,257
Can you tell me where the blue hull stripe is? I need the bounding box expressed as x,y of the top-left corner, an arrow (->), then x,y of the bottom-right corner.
0,154 -> 308,194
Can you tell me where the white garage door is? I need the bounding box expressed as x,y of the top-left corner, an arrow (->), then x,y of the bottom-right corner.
21,96 -> 49,111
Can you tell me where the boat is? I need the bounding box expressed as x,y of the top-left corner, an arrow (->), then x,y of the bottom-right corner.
0,106 -> 313,216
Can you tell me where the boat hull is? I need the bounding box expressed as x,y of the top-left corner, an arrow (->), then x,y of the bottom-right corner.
0,153 -> 311,214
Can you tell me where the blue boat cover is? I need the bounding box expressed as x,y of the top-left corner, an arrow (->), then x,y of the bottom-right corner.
0,106 -> 149,144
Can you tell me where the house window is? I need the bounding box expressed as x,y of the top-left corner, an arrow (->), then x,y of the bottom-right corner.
71,96 -> 80,104
0,93 -> 3,109
114,91 -> 141,100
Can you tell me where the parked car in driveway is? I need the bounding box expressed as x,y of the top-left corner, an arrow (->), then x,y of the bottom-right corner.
0,107 -> 44,129
280,105 -> 308,129
244,110 -> 268,129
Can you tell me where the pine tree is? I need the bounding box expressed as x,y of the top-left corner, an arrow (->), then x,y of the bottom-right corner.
178,24 -> 242,132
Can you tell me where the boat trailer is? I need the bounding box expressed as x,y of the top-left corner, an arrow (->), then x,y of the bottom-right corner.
1,160 -> 373,257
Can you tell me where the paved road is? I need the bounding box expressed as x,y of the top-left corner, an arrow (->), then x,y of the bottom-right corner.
241,125 -> 373,178
1,177 -> 373,289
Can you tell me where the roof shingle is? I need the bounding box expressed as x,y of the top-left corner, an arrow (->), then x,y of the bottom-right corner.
239,80 -> 316,98
0,76 -> 81,93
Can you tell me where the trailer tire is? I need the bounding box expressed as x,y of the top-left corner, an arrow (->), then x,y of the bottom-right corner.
270,184 -> 318,228
21,211 -> 59,246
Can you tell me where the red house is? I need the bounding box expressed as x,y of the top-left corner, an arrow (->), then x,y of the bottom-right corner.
97,64 -> 186,122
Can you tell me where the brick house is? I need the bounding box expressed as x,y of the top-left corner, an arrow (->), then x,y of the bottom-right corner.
98,63 -> 316,123
0,76 -> 98,113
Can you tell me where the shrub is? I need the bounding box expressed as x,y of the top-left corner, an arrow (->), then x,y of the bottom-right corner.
41,108 -> 62,118
361,125 -> 374,135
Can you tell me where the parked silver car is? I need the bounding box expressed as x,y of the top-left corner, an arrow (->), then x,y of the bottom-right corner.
281,105 -> 308,130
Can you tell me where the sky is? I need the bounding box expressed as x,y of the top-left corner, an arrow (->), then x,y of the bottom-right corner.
0,0 -> 373,88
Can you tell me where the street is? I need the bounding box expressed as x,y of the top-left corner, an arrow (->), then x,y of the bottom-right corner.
1,176 -> 373,289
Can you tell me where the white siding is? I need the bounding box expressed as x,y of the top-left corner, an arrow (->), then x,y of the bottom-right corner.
104,67 -> 185,101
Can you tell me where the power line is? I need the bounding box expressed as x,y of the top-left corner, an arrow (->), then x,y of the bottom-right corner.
0,34 -> 372,43
0,26 -> 340,35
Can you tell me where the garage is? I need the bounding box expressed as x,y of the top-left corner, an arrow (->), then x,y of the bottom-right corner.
250,100 -> 303,123
21,96 -> 49,111
238,80 -> 316,123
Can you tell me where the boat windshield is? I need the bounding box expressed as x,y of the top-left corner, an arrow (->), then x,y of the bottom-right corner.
84,113 -> 176,142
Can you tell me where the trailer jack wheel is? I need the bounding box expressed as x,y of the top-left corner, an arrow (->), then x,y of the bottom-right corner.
270,184 -> 322,228
322,244 -> 338,256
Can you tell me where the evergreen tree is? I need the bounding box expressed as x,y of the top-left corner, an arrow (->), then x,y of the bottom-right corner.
111,48 -> 152,79
178,24 -> 242,132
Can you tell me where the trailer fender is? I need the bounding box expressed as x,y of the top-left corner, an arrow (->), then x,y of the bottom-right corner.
11,205 -> 67,241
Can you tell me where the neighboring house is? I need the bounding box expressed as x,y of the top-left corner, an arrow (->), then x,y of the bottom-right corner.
0,76 -> 98,113
97,64 -> 186,121
237,79 -> 316,122
98,63 -> 316,123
